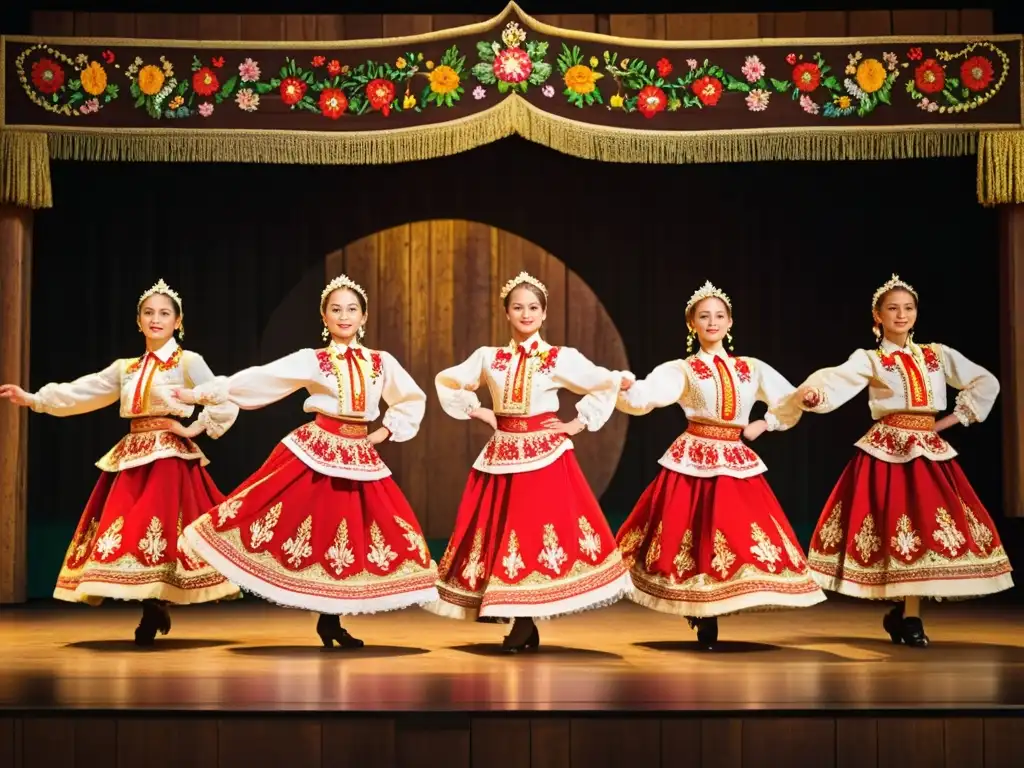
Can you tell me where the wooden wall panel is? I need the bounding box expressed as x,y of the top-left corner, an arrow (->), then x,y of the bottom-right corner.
330,222 -> 629,537
2,714 -> 1023,767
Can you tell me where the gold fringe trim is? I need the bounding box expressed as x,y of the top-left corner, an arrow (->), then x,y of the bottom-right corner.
0,130 -> 52,208
977,129 -> 1024,205
1,97 -> 1020,210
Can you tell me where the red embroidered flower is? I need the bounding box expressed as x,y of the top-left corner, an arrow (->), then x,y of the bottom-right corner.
920,345 -> 940,372
492,47 -> 533,83
689,358 -> 713,379
537,347 -> 560,374
318,88 -> 348,119
656,57 -> 672,78
877,352 -> 897,371
366,78 -> 396,116
192,67 -> 220,96
370,352 -> 383,379
636,85 -> 667,118
792,62 -> 820,92
492,349 -> 513,372
692,75 -> 723,106
961,56 -> 994,92
312,55 -> 326,67
280,76 -> 307,105
907,47 -> 923,61
914,59 -> 945,94
316,349 -> 334,376
31,58 -> 65,94
785,53 -> 797,65
101,50 -> 115,64
211,56 -> 225,68
327,59 -> 343,76
732,357 -> 752,383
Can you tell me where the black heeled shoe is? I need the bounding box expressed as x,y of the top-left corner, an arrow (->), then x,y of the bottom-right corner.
687,616 -> 718,649
316,614 -> 364,649
134,600 -> 170,646
882,606 -> 904,644
501,624 -> 540,654
882,605 -> 930,648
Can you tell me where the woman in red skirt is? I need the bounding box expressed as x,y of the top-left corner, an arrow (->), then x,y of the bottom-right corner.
425,272 -> 632,652
616,281 -> 824,648
795,274 -> 1012,647
0,279 -> 240,645
175,274 -> 437,648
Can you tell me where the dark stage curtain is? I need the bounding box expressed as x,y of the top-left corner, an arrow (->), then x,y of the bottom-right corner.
25,140 -> 1001,596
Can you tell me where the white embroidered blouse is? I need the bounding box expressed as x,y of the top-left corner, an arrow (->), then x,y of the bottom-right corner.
435,332 -> 626,474
28,338 -> 238,472
617,350 -> 802,479
796,338 -> 1000,463
190,341 -> 425,481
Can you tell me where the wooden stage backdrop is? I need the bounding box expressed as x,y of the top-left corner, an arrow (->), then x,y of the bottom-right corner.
325,223 -> 629,539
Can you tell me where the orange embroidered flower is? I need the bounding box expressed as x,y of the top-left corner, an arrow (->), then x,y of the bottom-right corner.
80,61 -> 107,96
563,64 -> 601,95
855,58 -> 886,93
428,65 -> 460,95
138,65 -> 165,96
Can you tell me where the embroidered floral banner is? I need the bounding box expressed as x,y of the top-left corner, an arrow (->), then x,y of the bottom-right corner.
4,15 -> 1020,129
1,3 -> 1023,209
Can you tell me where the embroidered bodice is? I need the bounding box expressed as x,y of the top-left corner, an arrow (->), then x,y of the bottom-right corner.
29,338 -> 237,438
192,341 -> 425,443
435,332 -> 626,474
796,339 -> 999,463
617,351 -> 802,478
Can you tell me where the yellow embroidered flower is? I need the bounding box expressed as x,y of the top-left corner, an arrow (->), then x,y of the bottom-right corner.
417,53 -> 423,62
80,61 -> 107,95
396,56 -> 407,69
609,93 -> 624,108
168,95 -> 184,110
563,64 -> 602,95
429,64 -> 460,94
589,56 -> 599,68
620,58 -> 630,68
855,58 -> 886,93
138,65 -> 165,96
425,60 -> 434,70
403,93 -> 417,109
836,95 -> 852,109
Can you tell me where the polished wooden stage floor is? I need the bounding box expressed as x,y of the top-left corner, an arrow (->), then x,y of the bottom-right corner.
2,597 -> 1024,712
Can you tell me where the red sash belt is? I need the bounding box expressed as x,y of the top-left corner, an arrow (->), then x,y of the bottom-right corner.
130,417 -> 180,433
315,413 -> 370,438
495,412 -> 557,433
880,413 -> 936,431
685,422 -> 743,442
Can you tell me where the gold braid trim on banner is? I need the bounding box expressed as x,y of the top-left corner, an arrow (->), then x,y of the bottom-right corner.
977,130 -> 1024,205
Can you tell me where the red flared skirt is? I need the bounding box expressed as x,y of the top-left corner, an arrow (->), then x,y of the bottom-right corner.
617,468 -> 825,618
54,457 -> 240,605
182,443 -> 438,614
807,451 -> 1013,599
426,450 -> 632,620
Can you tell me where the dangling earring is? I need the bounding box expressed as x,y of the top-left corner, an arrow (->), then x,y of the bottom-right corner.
726,331 -> 734,353
685,328 -> 696,354
322,325 -> 330,342
872,324 -> 882,343
357,326 -> 366,341
177,324 -> 184,342
908,328 -> 915,343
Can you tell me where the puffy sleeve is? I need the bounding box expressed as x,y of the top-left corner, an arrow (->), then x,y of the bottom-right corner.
939,344 -> 1000,425
617,360 -> 686,417
794,350 -> 875,414
754,359 -> 802,432
435,347 -> 488,420
380,352 -> 426,443
192,349 -> 315,410
183,352 -> 240,439
551,347 -> 625,432
30,360 -> 122,417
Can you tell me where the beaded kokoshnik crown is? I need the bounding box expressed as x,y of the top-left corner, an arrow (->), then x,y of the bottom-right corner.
871,273 -> 917,311
685,280 -> 731,317
500,272 -> 548,300
138,278 -> 183,313
321,274 -> 368,308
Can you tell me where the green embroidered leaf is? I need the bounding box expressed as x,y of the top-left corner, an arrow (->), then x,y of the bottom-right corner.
876,87 -> 892,105
823,75 -> 841,92
497,79 -> 511,94
279,66 -> 288,79
68,91 -> 84,104
961,88 -> 970,99
471,61 -> 497,84
723,75 -> 750,93
770,78 -> 791,93
68,79 -> 81,91
270,77 -> 281,88
528,61 -> 552,85
135,93 -> 145,107
192,55 -> 203,72
942,88 -> 961,105
948,77 -> 960,89
476,41 -> 496,62
130,81 -> 141,98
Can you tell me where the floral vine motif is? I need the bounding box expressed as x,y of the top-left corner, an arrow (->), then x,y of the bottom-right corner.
905,42 -> 1009,114
16,43 -> 120,117
472,21 -> 553,95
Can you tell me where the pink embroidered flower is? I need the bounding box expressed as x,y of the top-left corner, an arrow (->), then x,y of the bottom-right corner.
741,55 -> 765,83
799,94 -> 819,115
493,47 -> 533,83
235,88 -> 260,112
198,102 -> 214,117
745,89 -> 770,111
472,85 -> 486,99
686,58 -> 698,71
238,57 -> 261,83
542,84 -> 555,97
78,98 -> 100,114
917,97 -> 939,113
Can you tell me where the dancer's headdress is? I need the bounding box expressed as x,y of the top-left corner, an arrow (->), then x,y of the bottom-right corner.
321,274 -> 368,309
500,271 -> 548,301
137,278 -> 183,314
871,273 -> 917,310
685,280 -> 731,317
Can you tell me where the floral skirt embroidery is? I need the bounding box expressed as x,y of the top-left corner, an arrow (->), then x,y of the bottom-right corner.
424,450 -> 631,620
54,457 -> 239,605
182,442 -> 438,615
808,451 -> 1013,599
617,468 -> 825,618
